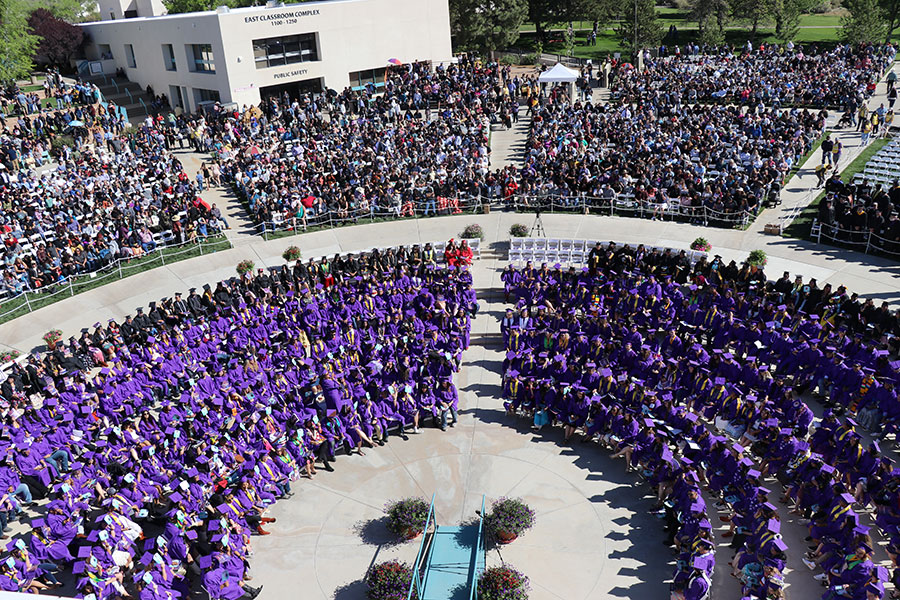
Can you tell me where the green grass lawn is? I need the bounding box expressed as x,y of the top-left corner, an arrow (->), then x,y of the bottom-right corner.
516,23 -> 844,61
515,7 -> 847,56
798,13 -> 845,26
0,236 -> 232,326
782,137 -> 890,240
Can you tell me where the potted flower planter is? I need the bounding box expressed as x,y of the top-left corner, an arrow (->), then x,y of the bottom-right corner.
497,530 -> 518,544
385,497 -> 430,542
485,497 -> 535,545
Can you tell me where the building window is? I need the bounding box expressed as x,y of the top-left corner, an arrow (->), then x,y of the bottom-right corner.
251,33 -> 318,69
98,44 -> 113,60
162,44 -> 177,71
125,44 -> 136,68
189,44 -> 215,73
124,9 -> 137,17
195,88 -> 220,103
349,68 -> 386,89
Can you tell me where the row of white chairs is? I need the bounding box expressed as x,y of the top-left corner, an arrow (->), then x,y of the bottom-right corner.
508,238 -> 708,266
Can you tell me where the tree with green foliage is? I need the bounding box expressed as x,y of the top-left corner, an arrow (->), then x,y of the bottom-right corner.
163,0 -> 217,13
617,0 -> 663,53
0,0 -> 38,83
689,0 -> 729,45
449,0 -> 528,53
772,0 -> 799,41
842,0 -> 887,43
730,0 -> 773,39
527,0 -> 610,43
880,0 -> 900,41
23,0 -> 96,21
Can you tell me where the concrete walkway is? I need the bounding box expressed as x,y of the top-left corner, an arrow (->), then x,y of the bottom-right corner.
490,118 -> 530,169
170,147 -> 260,241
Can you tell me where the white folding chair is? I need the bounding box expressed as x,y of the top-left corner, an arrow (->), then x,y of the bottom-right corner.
546,238 -> 560,251
468,238 -> 481,259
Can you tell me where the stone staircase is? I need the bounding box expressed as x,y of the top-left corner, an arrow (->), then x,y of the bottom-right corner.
81,73 -> 152,122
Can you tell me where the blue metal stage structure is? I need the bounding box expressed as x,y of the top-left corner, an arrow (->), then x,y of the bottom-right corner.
407,495 -> 486,600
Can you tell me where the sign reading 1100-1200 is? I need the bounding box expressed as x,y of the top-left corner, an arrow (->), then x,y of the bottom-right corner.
244,8 -> 320,24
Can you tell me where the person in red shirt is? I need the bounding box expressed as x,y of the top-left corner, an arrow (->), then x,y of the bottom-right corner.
444,239 -> 459,266
456,240 -> 473,266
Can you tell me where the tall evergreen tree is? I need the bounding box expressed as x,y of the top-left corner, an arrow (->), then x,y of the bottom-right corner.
449,0 -> 528,53
689,0 -> 729,45
842,0 -> 887,43
617,0 -> 663,53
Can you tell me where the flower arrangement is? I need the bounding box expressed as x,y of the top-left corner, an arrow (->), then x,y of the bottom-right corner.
690,237 -> 711,252
384,497 -> 430,539
461,224 -> 485,240
484,497 -> 535,543
0,350 -> 21,363
747,249 -> 768,268
236,259 -> 255,276
42,330 -> 63,349
477,565 -> 529,600
509,224 -> 529,238
282,246 -> 302,262
366,560 -> 417,600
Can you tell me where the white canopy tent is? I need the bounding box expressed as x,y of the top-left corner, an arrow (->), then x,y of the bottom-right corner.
537,63 -> 579,101
537,63 -> 579,83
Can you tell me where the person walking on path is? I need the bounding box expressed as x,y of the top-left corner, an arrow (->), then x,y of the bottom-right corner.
821,136 -> 834,165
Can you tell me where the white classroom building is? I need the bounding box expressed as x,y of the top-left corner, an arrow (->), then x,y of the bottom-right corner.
80,0 -> 453,111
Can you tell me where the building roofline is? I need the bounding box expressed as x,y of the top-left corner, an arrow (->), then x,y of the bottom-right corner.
81,0 -> 359,25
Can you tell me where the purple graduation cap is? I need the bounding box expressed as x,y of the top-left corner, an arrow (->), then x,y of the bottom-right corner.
841,493 -> 855,504
773,538 -> 788,552
77,546 -> 93,558
197,555 -> 213,570
692,555 -> 714,571
766,518 -> 780,533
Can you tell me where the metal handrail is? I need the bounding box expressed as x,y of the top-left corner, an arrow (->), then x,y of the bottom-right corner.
469,495 -> 486,600
408,494 -> 436,600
